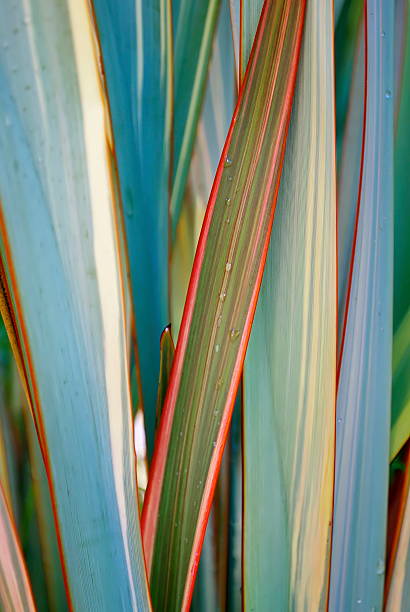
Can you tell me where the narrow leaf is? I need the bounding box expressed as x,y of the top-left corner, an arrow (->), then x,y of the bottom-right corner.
391,307 -> 410,460
385,448 -> 410,611
330,2 -> 394,610
0,483 -> 35,612
171,0 -> 222,237
91,0 -> 173,459
0,1 -> 150,608
156,326 -> 175,430
243,0 -> 336,607
337,18 -> 365,360
240,1 -> 264,80
142,2 -> 306,609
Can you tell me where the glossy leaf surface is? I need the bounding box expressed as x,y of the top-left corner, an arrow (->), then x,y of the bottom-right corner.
142,1 -> 306,609
243,0 -> 336,607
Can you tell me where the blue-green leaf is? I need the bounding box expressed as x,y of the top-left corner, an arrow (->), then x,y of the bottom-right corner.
91,0 -> 172,458
330,2 -> 394,609
243,0 -> 336,607
0,1 -> 151,608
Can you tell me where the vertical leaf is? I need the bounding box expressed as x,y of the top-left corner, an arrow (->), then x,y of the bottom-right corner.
91,0 -> 173,458
171,0 -> 222,237
243,0 -> 336,608
330,2 -> 394,610
0,1 -> 150,608
142,2 -> 307,609
0,483 -> 35,612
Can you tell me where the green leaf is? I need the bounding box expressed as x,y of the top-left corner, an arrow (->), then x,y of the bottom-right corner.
156,326 -> 175,430
171,0 -> 222,238
385,452 -> 410,611
330,2 -> 394,610
243,0 -> 336,607
0,483 -> 36,612
142,2 -> 306,609
91,0 -> 173,459
0,1 -> 150,609
171,0 -> 236,338
337,18 -> 364,360
391,307 -> 410,460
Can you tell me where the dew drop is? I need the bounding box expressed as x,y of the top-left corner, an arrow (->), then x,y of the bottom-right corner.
385,89 -> 392,99
215,344 -> 220,353
381,30 -> 386,37
219,291 -> 226,302
376,559 -> 385,575
227,175 -> 233,182
214,409 -> 219,417
225,262 -> 232,272
225,197 -> 231,206
179,431 -> 183,437
217,316 -> 222,328
225,156 -> 233,167
226,216 -> 231,224
212,441 -> 217,448
230,328 -> 240,341
337,417 -> 342,424
357,600 -> 362,605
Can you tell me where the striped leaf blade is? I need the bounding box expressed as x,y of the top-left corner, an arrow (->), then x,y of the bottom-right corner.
142,1 -> 306,609
0,1 -> 150,609
330,2 -> 394,610
171,0 -> 222,237
0,483 -> 35,612
386,447 -> 410,611
243,0 -> 336,608
90,0 -> 173,459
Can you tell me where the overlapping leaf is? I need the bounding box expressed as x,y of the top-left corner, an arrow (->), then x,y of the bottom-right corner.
330,2 -> 394,610
243,0 -> 336,607
91,0 -> 172,458
0,1 -> 150,609
0,483 -> 35,612
142,2 -> 306,609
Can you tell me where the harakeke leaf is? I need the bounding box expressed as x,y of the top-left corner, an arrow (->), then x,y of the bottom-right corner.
391,307 -> 410,461
243,0 -> 336,607
385,446 -> 410,611
0,483 -> 35,612
337,18 -> 365,360
91,0 -> 173,459
142,1 -> 306,609
240,1 -> 264,80
171,0 -> 236,338
171,0 -> 222,237
156,326 -> 175,430
330,2 -> 394,610
0,1 -> 150,609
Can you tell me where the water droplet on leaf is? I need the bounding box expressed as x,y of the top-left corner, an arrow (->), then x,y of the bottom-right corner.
225,156 -> 232,167
225,262 -> 232,272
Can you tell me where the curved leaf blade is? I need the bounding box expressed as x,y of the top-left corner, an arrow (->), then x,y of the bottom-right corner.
142,1 -> 307,609
243,0 -> 337,608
